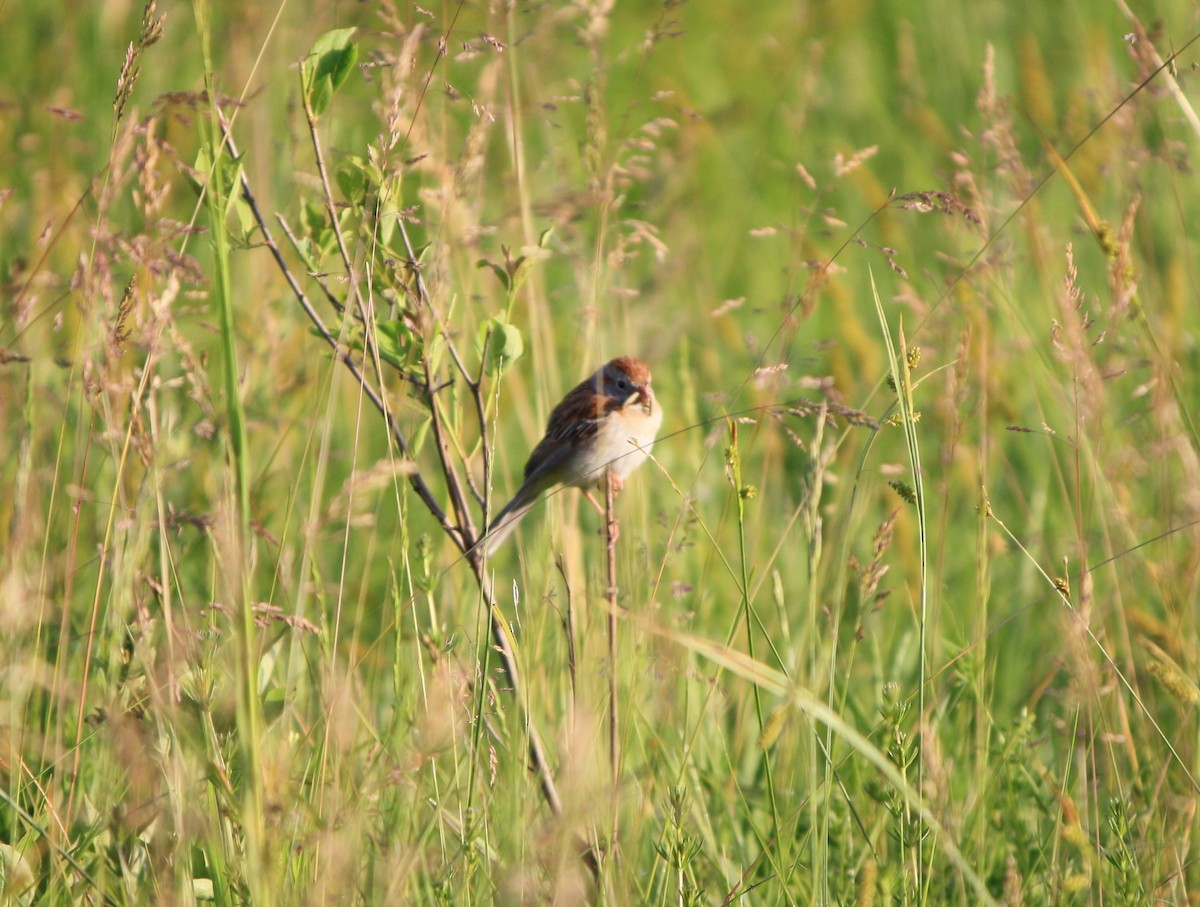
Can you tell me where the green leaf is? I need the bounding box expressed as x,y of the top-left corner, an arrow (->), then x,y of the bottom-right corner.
217,153 -> 243,215
302,28 -> 359,116
478,317 -> 524,376
262,685 -> 287,723
301,199 -> 326,235
374,198 -> 401,248
476,258 -> 511,291
375,319 -> 417,370
299,200 -> 336,261
216,154 -> 253,241
186,144 -> 214,197
315,28 -> 358,91
230,192 -> 256,241
476,230 -> 553,300
410,412 -> 431,458
189,146 -> 253,240
337,156 -> 369,204
190,144 -> 240,200
294,236 -> 317,271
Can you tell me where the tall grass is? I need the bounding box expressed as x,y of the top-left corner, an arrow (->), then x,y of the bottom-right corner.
3,0 -> 1200,903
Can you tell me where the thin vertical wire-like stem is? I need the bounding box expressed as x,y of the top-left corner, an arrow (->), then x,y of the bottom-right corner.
557,555 -> 579,708
726,421 -> 784,873
870,269 -> 927,894
604,470 -> 621,855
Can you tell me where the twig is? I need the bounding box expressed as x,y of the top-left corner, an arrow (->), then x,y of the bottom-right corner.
395,218 -> 491,511
424,365 -> 477,543
274,215 -> 345,316
464,327 -> 493,510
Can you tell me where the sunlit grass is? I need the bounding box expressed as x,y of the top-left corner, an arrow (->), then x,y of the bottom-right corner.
3,0 -> 1200,903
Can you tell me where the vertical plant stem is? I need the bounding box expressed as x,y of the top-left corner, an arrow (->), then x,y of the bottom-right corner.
194,2 -> 264,897
870,270 -> 927,894
209,138 -> 265,904
806,406 -> 830,903
727,422 -> 783,862
605,470 -> 621,852
557,555 -> 579,708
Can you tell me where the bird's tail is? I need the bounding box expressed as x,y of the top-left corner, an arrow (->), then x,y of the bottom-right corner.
481,488 -> 539,555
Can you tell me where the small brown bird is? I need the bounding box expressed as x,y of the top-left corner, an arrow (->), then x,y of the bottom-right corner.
484,357 -> 662,554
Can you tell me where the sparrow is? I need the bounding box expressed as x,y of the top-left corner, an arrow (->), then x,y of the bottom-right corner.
484,356 -> 662,554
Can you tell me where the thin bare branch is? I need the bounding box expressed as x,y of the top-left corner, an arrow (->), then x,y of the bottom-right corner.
274,215 -> 345,316
424,365 -> 478,549
394,217 -> 491,512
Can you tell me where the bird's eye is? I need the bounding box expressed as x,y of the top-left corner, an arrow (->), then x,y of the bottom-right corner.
616,378 -> 629,390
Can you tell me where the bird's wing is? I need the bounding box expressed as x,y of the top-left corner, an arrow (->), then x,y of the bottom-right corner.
521,392 -> 618,486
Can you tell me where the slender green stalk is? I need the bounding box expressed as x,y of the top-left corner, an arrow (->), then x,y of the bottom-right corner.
870,269 -> 929,898
725,423 -> 784,876
195,0 -> 264,899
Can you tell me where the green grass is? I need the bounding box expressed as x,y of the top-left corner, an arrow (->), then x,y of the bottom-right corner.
4,0 -> 1200,903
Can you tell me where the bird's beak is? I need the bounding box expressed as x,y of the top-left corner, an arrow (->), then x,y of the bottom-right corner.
633,384 -> 650,407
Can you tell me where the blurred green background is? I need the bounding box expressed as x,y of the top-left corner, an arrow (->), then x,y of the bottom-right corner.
3,0 -> 1200,902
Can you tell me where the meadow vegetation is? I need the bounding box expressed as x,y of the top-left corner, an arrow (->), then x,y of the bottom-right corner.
3,0 -> 1200,903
